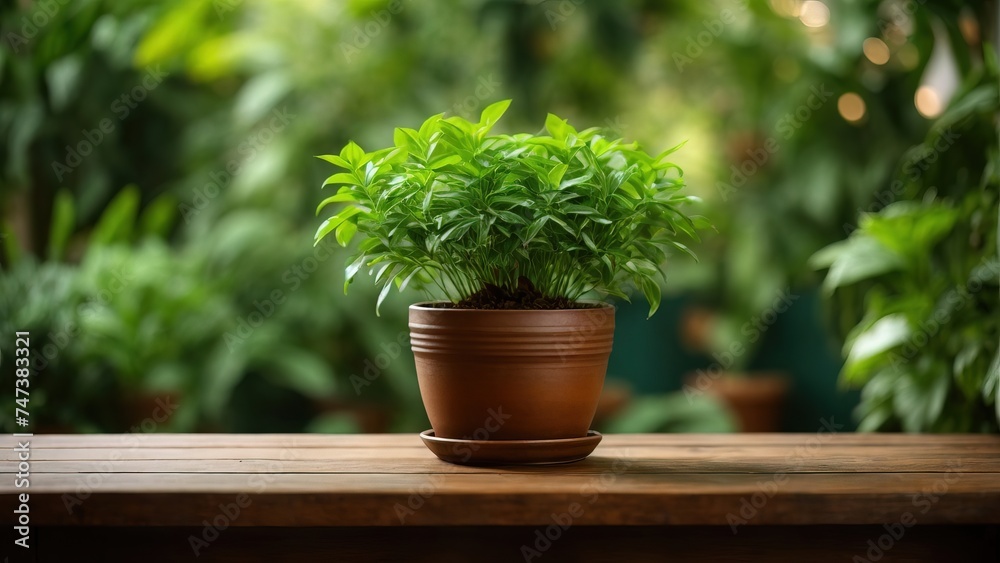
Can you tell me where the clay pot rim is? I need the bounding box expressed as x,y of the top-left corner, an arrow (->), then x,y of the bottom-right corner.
410,300 -> 614,312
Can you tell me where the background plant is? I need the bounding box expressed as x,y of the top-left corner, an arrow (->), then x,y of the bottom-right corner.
316,100 -> 702,316
2,0 -> 994,434
656,0 -> 986,368
812,51 -> 999,432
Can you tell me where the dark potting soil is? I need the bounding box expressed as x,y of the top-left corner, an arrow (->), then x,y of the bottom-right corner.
431,277 -> 600,310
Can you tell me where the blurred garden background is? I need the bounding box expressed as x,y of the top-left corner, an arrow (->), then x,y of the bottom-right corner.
1,0 -> 997,435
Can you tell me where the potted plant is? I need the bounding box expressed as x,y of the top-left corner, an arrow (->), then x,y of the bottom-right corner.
679,305 -> 791,432
315,100 -> 703,463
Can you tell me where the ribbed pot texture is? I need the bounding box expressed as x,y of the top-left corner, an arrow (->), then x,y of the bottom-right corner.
409,303 -> 615,440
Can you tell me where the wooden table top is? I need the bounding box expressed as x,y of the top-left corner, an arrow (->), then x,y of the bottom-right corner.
3,433 -> 999,528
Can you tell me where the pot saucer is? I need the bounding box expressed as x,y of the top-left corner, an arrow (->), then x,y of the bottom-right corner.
419,430 -> 602,466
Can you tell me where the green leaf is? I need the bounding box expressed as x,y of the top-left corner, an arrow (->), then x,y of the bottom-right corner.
316,154 -> 352,168
139,194 -> 178,238
654,140 -> 687,168
545,113 -> 571,139
809,239 -> 849,269
669,241 -> 697,261
547,163 -> 568,187
429,154 -> 462,169
419,112 -> 445,139
315,206 -> 361,244
335,220 -> 358,247
983,349 -> 1000,404
344,254 -> 366,293
639,277 -> 661,318
91,186 -> 140,247
322,172 -> 359,187
397,267 -> 421,291
375,278 -> 393,316
316,192 -> 358,215
843,314 -> 910,382
820,237 -> 906,294
1,224 -> 21,266
523,217 -> 549,243
339,141 -> 365,167
864,203 -> 959,260
375,146 -> 407,166
690,215 -> 713,230
492,210 -> 526,225
479,99 -> 512,127
47,190 -> 75,261
394,127 -> 421,150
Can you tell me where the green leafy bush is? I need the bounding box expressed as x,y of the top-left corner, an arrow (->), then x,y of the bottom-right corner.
812,57 -> 999,432
314,100 -> 703,316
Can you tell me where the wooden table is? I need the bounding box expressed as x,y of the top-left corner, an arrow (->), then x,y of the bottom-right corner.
3,433 -> 999,562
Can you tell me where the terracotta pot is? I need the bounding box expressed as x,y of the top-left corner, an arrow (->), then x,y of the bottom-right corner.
409,302 -> 615,440
686,372 -> 789,432
679,306 -> 717,353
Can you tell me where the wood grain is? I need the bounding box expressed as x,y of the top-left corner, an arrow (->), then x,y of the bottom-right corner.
2,433 -> 998,528
4,432 -> 998,448
13,472 -> 1000,526
11,452 -> 1000,474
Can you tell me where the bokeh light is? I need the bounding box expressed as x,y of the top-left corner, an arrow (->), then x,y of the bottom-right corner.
862,37 -> 890,65
799,1 -> 830,28
915,86 -> 943,118
837,93 -> 866,123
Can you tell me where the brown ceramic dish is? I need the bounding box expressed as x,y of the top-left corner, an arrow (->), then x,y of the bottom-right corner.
409,302 -> 615,448
420,429 -> 603,465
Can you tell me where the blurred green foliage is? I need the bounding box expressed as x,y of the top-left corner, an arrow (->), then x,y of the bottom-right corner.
0,0 -> 996,433
813,54 -> 999,431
